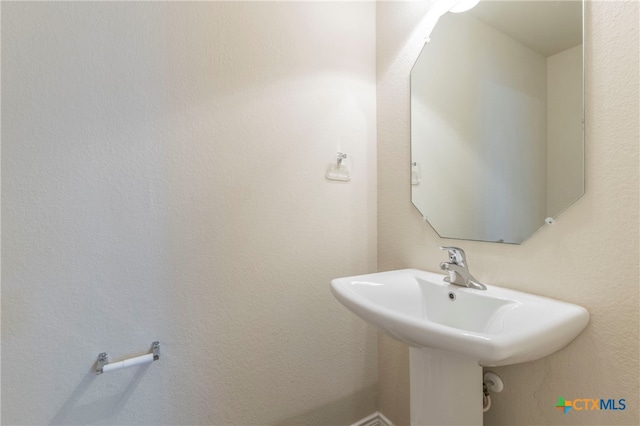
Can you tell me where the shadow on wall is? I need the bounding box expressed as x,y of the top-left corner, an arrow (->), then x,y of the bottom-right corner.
49,363 -> 151,425
274,384 -> 378,426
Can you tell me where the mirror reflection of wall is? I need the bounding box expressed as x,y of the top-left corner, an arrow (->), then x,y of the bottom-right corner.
411,0 -> 583,244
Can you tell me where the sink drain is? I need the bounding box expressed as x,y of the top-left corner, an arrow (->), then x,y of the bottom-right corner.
448,292 -> 456,301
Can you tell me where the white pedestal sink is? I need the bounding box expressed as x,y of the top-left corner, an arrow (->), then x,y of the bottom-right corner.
331,269 -> 589,425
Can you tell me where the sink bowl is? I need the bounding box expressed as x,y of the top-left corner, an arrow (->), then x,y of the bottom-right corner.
331,268 -> 589,366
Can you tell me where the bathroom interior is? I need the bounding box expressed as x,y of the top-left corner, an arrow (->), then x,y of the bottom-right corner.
1,0 -> 638,425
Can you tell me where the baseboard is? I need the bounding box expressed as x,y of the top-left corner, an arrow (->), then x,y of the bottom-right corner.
351,411 -> 395,426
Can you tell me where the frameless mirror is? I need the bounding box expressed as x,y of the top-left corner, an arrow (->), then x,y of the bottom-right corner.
411,0 -> 584,244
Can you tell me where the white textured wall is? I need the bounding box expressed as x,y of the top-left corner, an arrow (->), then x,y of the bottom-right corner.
2,2 -> 378,425
377,1 -> 638,425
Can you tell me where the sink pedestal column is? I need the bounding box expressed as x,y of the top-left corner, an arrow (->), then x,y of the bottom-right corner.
410,347 -> 483,425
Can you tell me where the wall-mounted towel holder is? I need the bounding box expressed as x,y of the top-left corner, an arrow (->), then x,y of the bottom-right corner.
326,152 -> 351,182
96,341 -> 160,375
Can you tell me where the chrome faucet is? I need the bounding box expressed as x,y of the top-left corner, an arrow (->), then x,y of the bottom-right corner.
439,246 -> 487,290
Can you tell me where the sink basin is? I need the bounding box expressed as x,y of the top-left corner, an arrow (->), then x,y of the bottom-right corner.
331,268 -> 589,366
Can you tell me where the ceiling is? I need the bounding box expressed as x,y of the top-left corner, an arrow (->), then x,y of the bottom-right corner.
468,0 -> 583,57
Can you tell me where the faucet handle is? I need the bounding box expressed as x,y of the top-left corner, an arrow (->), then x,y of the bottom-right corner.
439,246 -> 467,265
